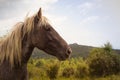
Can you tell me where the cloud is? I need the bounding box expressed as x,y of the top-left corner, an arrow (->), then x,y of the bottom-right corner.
78,2 -> 93,9
79,16 -> 99,26
45,14 -> 67,26
77,2 -> 94,16
0,0 -> 68,37
0,0 -> 59,19
101,0 -> 120,22
0,0 -> 59,36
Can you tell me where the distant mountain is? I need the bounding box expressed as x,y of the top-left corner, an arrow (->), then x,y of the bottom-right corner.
69,43 -> 94,58
32,43 -> 120,58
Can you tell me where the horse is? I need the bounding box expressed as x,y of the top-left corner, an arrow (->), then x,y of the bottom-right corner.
0,8 -> 72,80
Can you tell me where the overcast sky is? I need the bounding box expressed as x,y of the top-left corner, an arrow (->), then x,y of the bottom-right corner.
0,0 -> 120,49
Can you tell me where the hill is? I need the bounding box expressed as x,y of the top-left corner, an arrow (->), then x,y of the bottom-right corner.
32,43 -> 120,58
69,43 -> 94,58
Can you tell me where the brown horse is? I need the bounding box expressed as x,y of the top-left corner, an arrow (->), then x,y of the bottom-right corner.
0,8 -> 72,80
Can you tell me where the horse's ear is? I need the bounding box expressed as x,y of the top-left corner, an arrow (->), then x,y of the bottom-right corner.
37,8 -> 42,19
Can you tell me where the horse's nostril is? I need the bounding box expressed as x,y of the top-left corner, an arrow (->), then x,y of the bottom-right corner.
66,48 -> 72,55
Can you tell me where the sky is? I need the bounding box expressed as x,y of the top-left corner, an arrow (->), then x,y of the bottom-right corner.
0,0 -> 120,49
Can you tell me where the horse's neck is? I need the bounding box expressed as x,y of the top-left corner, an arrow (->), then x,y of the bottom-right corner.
21,36 -> 34,64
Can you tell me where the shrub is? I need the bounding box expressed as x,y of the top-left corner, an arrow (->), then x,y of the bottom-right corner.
28,64 -> 47,80
110,54 -> 120,74
46,63 -> 60,80
62,67 -> 75,77
87,43 -> 120,77
35,60 -> 43,67
88,54 -> 109,76
75,63 -> 89,78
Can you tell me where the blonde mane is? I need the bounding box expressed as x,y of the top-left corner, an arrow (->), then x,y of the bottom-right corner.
0,14 -> 49,67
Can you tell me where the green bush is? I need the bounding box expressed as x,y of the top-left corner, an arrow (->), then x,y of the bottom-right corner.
88,54 -> 109,76
46,63 -> 60,80
62,67 -> 75,77
28,64 -> 47,80
87,43 -> 120,77
35,60 -> 43,67
75,63 -> 89,78
110,54 -> 120,74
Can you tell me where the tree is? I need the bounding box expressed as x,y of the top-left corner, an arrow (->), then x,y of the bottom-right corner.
103,42 -> 112,54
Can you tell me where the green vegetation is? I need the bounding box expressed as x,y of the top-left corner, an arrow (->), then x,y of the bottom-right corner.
28,43 -> 120,80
